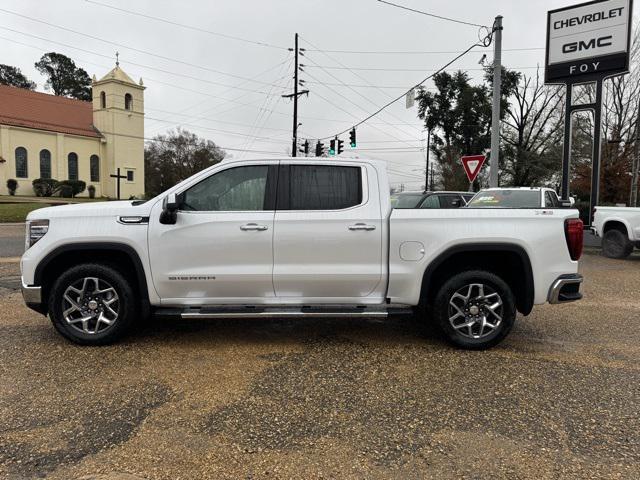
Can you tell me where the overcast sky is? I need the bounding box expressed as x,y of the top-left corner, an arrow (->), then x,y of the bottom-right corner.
1,0 -> 637,188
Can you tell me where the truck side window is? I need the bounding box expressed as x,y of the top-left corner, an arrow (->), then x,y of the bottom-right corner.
288,165 -> 362,210
545,191 -> 559,208
181,165 -> 269,211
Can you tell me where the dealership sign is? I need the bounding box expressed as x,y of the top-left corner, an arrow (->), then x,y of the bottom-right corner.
545,0 -> 633,83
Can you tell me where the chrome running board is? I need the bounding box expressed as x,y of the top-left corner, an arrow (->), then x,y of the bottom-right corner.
154,305 -> 413,320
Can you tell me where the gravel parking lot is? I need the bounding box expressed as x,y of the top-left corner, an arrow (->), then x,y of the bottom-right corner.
0,248 -> 639,479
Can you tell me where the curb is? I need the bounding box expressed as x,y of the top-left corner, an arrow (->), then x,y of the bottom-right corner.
0,257 -> 21,263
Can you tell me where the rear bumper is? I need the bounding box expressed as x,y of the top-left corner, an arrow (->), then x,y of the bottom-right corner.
548,274 -> 583,304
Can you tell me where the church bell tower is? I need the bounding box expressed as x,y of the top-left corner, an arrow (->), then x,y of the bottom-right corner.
92,57 -> 145,199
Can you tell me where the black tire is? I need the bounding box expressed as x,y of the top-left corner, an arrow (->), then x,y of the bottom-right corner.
48,263 -> 137,345
602,229 -> 633,259
432,270 -> 516,350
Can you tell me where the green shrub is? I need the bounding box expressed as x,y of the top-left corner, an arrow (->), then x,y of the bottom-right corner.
88,185 -> 96,199
32,178 -> 59,197
6,179 -> 18,195
56,180 -> 86,197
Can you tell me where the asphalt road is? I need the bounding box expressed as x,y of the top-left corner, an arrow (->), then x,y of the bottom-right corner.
0,250 -> 638,479
0,223 -> 24,258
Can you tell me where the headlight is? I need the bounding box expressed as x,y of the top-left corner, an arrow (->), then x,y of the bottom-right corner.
25,219 -> 49,250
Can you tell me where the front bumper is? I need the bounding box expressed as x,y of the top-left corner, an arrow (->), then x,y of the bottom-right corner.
548,274 -> 583,304
21,281 -> 46,314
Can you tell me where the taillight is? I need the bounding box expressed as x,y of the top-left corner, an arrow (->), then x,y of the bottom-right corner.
565,218 -> 584,261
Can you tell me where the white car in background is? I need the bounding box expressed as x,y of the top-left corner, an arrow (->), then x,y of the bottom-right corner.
593,206 -> 640,259
466,187 -> 570,209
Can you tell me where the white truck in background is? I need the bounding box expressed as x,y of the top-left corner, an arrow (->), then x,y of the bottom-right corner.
21,158 -> 584,350
593,206 -> 640,259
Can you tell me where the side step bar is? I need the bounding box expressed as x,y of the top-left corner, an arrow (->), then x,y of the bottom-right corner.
155,305 -> 413,320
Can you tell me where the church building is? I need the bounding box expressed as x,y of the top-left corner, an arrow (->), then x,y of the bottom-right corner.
0,64 -> 145,198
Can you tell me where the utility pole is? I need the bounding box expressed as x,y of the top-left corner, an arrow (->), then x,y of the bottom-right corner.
424,127 -> 431,191
282,33 -> 308,157
489,15 -> 503,188
430,163 -> 434,190
631,99 -> 640,207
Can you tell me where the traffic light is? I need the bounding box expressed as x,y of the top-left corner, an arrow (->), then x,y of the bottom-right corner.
315,141 -> 324,157
329,138 -> 336,155
349,128 -> 356,147
300,140 -> 309,156
337,139 -> 344,155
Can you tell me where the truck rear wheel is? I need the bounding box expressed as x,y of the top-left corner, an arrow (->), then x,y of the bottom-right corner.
602,229 -> 633,259
48,263 -> 136,345
433,270 -> 516,350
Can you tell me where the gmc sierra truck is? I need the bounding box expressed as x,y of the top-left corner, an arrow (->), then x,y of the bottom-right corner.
593,206 -> 640,259
20,158 -> 584,349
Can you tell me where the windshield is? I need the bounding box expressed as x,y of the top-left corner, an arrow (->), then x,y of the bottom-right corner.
467,190 -> 541,208
391,194 -> 424,209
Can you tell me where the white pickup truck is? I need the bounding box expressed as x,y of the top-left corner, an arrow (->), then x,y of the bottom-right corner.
20,158 -> 584,349
593,206 -> 640,259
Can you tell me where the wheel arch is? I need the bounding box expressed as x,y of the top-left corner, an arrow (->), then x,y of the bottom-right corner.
34,242 -> 150,316
602,219 -> 631,239
419,243 -> 535,316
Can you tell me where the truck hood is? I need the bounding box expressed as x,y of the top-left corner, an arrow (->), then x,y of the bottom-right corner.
26,200 -> 155,220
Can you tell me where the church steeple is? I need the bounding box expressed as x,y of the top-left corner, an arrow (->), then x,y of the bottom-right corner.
91,61 -> 145,198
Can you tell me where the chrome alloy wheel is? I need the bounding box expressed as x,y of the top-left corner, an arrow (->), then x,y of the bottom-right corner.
448,283 -> 503,339
62,277 -> 119,334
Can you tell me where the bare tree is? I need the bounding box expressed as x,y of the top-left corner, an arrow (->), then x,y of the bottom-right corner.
500,68 -> 565,187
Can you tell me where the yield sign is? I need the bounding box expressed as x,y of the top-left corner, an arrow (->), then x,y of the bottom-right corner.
461,154 -> 486,183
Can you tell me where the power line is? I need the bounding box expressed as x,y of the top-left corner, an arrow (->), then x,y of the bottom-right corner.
302,36 -> 423,139
307,77 -> 421,149
0,7 -> 289,88
303,47 -> 544,55
377,0 -> 487,28
0,26 -> 289,96
305,80 -> 431,90
315,34 -> 492,140
145,59 -> 293,136
305,65 -> 539,72
84,0 -> 288,50
145,116 -> 290,143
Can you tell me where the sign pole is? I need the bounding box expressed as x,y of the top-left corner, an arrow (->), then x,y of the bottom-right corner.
561,83 -> 573,201
630,98 -> 640,207
589,79 -> 604,226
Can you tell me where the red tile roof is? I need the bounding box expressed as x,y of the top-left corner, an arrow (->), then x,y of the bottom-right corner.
0,85 -> 101,138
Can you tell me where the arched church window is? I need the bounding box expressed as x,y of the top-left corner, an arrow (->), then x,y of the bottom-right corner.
125,93 -> 132,110
100,91 -> 106,108
40,149 -> 51,179
15,147 -> 28,178
68,152 -> 78,180
90,155 -> 100,182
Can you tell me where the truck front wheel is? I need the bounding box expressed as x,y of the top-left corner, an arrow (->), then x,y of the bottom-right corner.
48,263 -> 137,345
433,270 -> 516,350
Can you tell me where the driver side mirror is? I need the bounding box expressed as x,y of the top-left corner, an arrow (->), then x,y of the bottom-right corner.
160,193 -> 180,225
451,199 -> 462,208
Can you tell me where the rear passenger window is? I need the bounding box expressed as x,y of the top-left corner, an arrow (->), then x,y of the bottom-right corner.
545,191 -> 559,208
287,165 -> 362,210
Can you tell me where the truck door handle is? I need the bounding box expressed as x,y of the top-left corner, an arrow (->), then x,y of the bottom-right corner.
348,223 -> 376,231
240,223 -> 268,231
